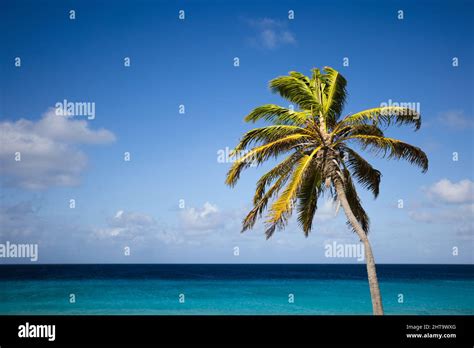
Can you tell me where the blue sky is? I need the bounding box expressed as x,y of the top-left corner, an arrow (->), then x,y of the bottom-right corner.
0,0 -> 473,263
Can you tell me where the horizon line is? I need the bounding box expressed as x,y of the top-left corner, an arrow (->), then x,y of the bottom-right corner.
0,262 -> 472,266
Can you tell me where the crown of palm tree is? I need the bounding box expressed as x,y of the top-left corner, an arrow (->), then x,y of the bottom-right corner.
225,66 -> 428,239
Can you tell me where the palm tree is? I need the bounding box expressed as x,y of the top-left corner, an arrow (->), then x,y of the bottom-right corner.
225,67 -> 428,315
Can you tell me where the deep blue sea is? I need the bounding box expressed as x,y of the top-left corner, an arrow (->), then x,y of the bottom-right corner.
0,264 -> 472,315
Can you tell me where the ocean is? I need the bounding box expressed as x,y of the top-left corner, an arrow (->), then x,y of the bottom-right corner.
0,264 -> 472,315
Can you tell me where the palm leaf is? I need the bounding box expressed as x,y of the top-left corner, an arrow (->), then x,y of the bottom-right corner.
338,106 -> 421,131
269,75 -> 320,111
341,168 -> 370,233
322,66 -> 347,128
244,104 -> 310,126
242,169 -> 293,232
233,125 -> 312,153
289,71 -> 313,91
253,153 -> 302,205
345,135 -> 428,173
296,158 -> 323,235
342,146 -> 381,198
265,147 -> 321,238
225,134 -> 310,187
333,124 -> 384,139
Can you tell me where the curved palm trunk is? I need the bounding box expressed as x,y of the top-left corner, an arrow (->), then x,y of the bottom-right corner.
334,181 -> 384,315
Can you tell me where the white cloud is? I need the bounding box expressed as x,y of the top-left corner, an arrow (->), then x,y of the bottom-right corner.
409,180 -> 474,233
246,18 -> 296,50
94,210 -> 180,244
0,201 -> 43,240
438,110 -> 473,129
427,179 -> 474,203
409,204 -> 474,223
408,210 -> 435,223
315,199 -> 338,221
0,108 -> 115,189
180,202 -> 225,232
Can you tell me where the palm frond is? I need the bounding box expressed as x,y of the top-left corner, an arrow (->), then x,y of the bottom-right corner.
334,124 -> 384,139
225,134 -> 310,187
341,168 -> 370,234
289,71 -> 313,91
296,158 -> 323,235
269,75 -> 320,111
242,168 -> 293,232
264,224 -> 278,239
338,106 -> 421,131
342,146 -> 381,198
265,147 -> 321,238
233,125 -> 312,153
322,66 -> 347,128
310,68 -> 322,90
244,104 -> 310,126
346,135 -> 428,172
253,153 -> 302,205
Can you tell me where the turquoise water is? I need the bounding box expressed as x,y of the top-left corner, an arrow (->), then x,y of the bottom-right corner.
0,264 -> 472,314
